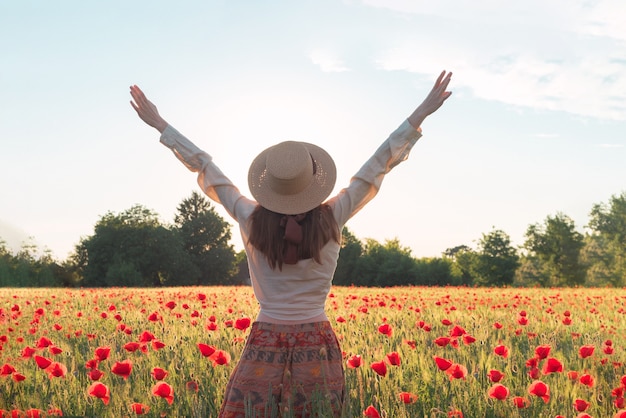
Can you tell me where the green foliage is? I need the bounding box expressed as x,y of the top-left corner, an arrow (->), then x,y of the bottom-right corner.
0,238 -> 65,287
334,227 -> 363,286
76,204 -> 199,287
584,191 -> 626,286
520,212 -> 586,287
413,257 -> 456,285
472,229 -> 519,286
174,191 -> 237,285
353,238 -> 418,286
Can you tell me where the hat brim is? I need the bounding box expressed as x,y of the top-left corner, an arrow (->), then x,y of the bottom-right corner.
248,142 -> 336,215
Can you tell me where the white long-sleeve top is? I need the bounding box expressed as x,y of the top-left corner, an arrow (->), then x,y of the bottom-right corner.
160,119 -> 422,323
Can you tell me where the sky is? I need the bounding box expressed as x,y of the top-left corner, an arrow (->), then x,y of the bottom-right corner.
1,0 -> 625,261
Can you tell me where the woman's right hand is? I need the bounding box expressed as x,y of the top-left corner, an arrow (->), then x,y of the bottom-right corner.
130,85 -> 168,133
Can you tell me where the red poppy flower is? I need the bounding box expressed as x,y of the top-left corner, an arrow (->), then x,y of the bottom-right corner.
347,355 -> 363,369
151,367 -> 168,380
36,337 -> 53,348
94,346 -> 111,361
568,370 -> 579,380
441,319 -> 452,326
336,316 -> 346,323
24,409 -> 43,418
528,380 -> 550,403
404,340 -> 417,350
49,346 -> 63,355
446,363 -> 468,380
46,408 -> 63,416
449,325 -> 465,337
534,345 -> 551,359
197,293 -> 207,301
371,361 -> 387,377
88,382 -> 110,405
462,335 -> 476,345
398,392 -> 418,404
111,360 -> 133,379
542,357 -> 564,374
0,364 -> 16,376
211,350 -> 231,366
614,411 -> 626,418
363,405 -> 381,418
139,331 -> 156,342
165,301 -> 176,309
234,317 -> 251,330
124,342 -> 141,352
88,369 -> 104,381
573,399 -> 590,412
512,396 -> 529,408
434,356 -> 453,371
130,403 -> 150,415
579,345 -> 595,359
12,372 -> 26,382
152,340 -> 166,350
488,383 -> 509,400
493,322 -> 503,329
46,362 -> 67,378
34,355 -> 52,370
579,374 -> 595,387
487,369 -> 505,383
434,337 -> 451,347
378,324 -> 393,337
21,346 -> 37,358
386,352 -> 401,366
148,312 -> 161,322
198,343 -> 217,358
152,381 -> 174,404
494,345 -> 509,358
186,380 -> 199,392
528,367 -> 540,379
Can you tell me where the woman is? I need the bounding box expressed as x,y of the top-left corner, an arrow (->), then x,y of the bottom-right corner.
130,70 -> 452,417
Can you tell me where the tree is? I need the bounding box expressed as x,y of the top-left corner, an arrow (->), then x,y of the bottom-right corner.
520,213 -> 586,287
334,227 -> 363,286
472,229 -> 519,286
76,205 -> 198,287
174,191 -> 237,285
414,257 -> 456,286
444,245 -> 476,285
584,192 -> 626,286
355,238 -> 417,287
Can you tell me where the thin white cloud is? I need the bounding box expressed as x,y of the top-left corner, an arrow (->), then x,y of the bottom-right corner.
533,133 -> 560,139
364,0 -> 626,121
599,143 -> 624,148
309,49 -> 350,73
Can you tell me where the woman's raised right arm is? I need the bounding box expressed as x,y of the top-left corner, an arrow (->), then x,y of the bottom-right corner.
129,85 -> 254,222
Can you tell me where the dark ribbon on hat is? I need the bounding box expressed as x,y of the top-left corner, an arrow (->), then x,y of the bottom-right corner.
281,214 -> 306,264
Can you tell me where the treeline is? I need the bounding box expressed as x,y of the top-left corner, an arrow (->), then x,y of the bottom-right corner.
1,191 -> 625,288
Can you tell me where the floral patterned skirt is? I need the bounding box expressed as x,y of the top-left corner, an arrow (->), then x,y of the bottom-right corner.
218,321 -> 345,418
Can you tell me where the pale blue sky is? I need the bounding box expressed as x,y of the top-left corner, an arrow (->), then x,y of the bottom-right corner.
1,0 -> 625,260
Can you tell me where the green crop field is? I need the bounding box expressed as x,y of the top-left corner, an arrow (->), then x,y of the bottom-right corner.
1,286 -> 625,417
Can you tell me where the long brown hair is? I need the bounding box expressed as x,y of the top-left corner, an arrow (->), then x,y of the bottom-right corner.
247,204 -> 341,270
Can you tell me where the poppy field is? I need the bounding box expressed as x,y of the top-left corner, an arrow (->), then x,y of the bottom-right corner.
1,286 -> 626,418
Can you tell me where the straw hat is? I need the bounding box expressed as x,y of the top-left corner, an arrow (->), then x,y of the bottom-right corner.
248,141 -> 336,215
